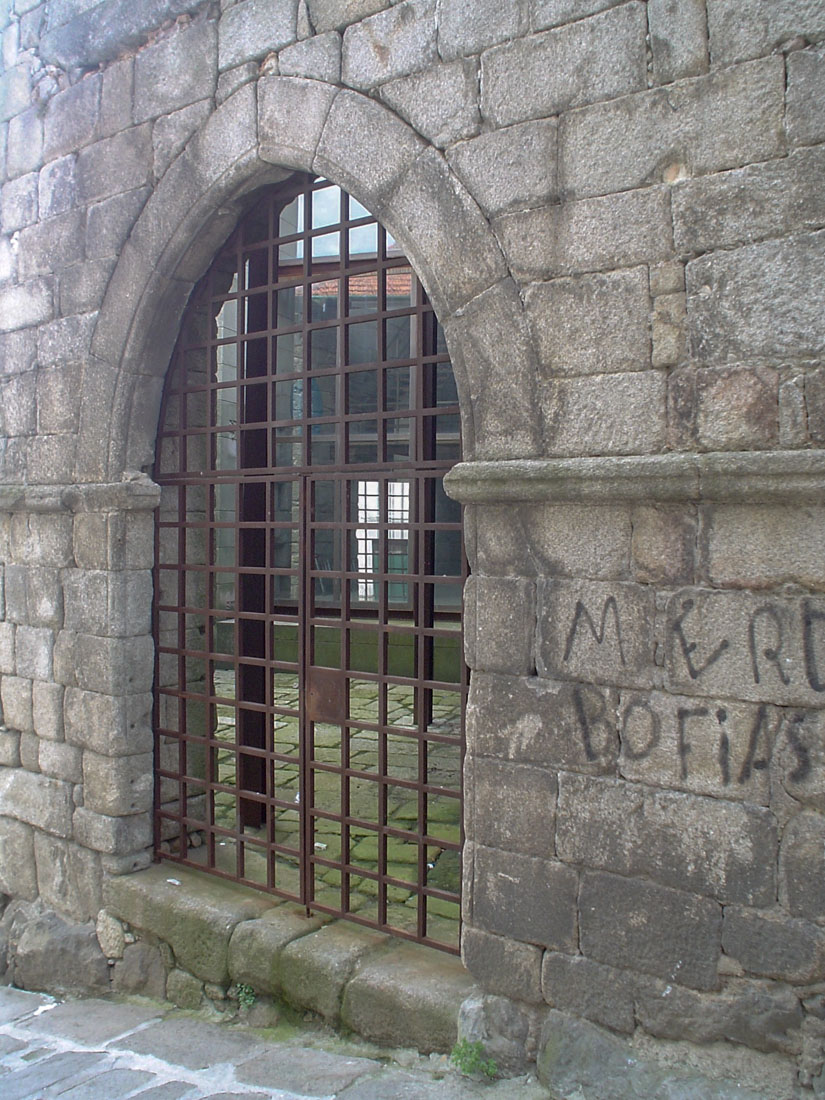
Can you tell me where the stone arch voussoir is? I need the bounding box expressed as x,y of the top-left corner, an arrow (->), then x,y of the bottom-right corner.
86,75 -> 542,482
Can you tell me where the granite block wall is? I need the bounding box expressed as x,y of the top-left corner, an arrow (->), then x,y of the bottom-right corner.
0,0 -> 824,1093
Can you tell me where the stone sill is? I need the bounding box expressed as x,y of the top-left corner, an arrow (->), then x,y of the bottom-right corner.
103,862 -> 474,1054
445,450 -> 825,505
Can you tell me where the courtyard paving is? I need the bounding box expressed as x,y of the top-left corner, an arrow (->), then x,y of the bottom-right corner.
0,987 -> 552,1099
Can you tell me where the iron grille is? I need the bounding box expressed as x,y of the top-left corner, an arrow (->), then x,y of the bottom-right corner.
153,175 -> 467,952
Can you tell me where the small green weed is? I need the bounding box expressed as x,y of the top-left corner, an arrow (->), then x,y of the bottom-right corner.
451,1038 -> 498,1079
236,983 -> 256,1010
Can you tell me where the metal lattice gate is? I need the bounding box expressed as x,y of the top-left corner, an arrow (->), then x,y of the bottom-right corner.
154,175 -> 466,952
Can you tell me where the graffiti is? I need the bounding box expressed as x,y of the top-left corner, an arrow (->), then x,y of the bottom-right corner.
670,598 -> 730,681
563,596 -> 626,666
748,605 -> 790,686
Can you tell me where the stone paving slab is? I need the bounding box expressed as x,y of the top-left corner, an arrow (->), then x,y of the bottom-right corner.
0,987 -> 553,1099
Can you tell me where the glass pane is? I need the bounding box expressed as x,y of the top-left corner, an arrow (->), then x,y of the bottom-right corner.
310,328 -> 337,370
348,273 -> 378,316
312,231 -> 340,260
386,315 -> 413,360
243,250 -> 268,289
387,267 -> 414,308
214,431 -> 237,470
312,185 -> 340,229
387,683 -> 415,728
436,362 -> 458,405
349,195 -> 370,220
347,320 -> 377,365
276,286 -> 302,326
274,332 -> 303,374
311,278 -> 339,321
312,480 -> 339,522
309,374 -> 337,419
214,386 -> 237,428
348,370 -> 377,414
279,194 -> 304,237
216,300 -> 238,340
385,417 -> 411,461
348,420 -> 378,464
278,239 -> 304,265
349,223 -> 377,257
275,379 -> 302,421
385,366 -> 410,411
244,293 -> 267,334
215,344 -> 237,383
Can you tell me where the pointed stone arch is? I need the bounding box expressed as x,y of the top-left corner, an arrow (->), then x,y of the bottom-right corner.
81,76 -> 543,488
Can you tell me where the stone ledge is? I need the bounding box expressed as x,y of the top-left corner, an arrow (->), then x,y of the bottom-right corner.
103,863 -> 474,1053
0,475 -> 161,514
444,450 -> 825,505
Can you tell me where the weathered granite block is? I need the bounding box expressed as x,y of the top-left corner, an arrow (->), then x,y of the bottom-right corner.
133,20 -> 218,123
722,906 -> 825,984
307,0 -> 389,33
525,267 -> 650,377
541,952 -> 637,1034
438,0 -> 527,60
472,844 -> 578,950
786,45 -> 825,146
86,187 -> 150,259
38,739 -> 81,782
64,633 -> 154,695
7,106 -> 43,178
228,907 -> 324,995
71,513 -> 149,573
779,811 -> 825,921
648,0 -> 708,83
342,0 -> 437,90
13,909 -> 109,996
82,749 -> 152,816
482,3 -> 646,126
675,146 -> 825,255
634,976 -> 804,1056
579,870 -> 722,990
469,755 -> 557,858
34,833 -> 102,921
380,57 -> 479,147
463,575 -> 535,675
279,922 -> 387,1024
617,690 -> 781,804
76,125 -> 152,204
538,578 -> 656,689
277,31 -> 342,83
13,625 -> 52,680
219,0 -> 295,70
9,514 -> 73,570
631,504 -> 696,586
468,672 -> 619,774
104,863 -> 275,983
341,940 -> 474,1052
42,73 -> 101,160
64,687 -> 152,757
494,186 -> 673,281
687,232 -> 825,364
72,805 -> 152,855
462,925 -> 543,1004
559,57 -> 784,200
705,503 -> 825,592
707,0 -> 825,65
0,767 -> 73,836
1,673 -> 33,731
0,814 -> 37,899
664,588 -> 825,707
1,173 -> 38,232
63,570 -> 153,638
446,118 -> 557,217
557,773 -> 778,906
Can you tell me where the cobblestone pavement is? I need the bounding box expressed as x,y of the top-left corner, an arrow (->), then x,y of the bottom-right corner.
0,987 -> 552,1099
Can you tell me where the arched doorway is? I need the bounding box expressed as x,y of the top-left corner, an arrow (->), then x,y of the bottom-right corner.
153,174 -> 466,952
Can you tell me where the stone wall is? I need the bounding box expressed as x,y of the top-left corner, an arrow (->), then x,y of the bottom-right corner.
1,0 -> 824,1094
